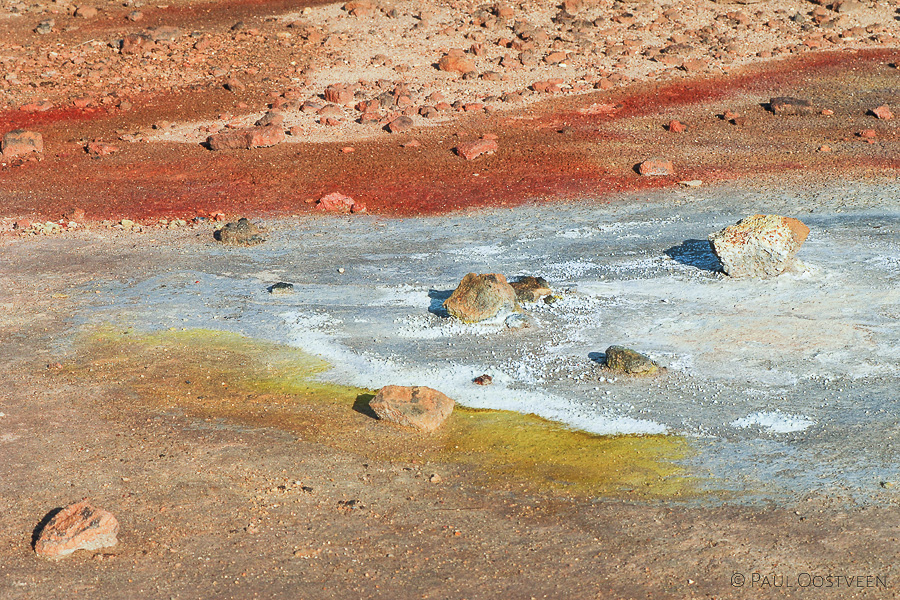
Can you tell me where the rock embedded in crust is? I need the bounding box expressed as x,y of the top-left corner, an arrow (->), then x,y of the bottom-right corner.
638,158 -> 674,176
604,346 -> 661,376
709,214 -> 809,278
455,138 -> 498,160
369,385 -> 454,432
769,97 -> 816,115
269,282 -> 294,295
509,275 -> 551,303
214,218 -> 266,245
34,499 -> 119,560
206,125 -> 285,150
316,192 -> 356,213
872,105 -> 893,120
2,130 -> 43,158
443,273 -> 518,323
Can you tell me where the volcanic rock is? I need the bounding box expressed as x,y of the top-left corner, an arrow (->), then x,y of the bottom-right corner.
369,385 -> 454,432
269,282 -> 294,295
638,158 -> 674,176
509,276 -> 551,302
708,214 -> 809,278
206,125 -> 285,150
2,130 -> 43,158
769,97 -> 816,115
214,218 -> 266,245
455,138 -> 497,160
872,105 -> 893,120
604,346 -> 661,376
388,116 -> 415,133
443,273 -> 518,323
438,49 -> 476,74
316,192 -> 356,213
34,499 -> 119,560
473,374 -> 493,385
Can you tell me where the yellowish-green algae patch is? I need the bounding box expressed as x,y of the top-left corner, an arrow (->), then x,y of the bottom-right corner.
69,327 -> 697,499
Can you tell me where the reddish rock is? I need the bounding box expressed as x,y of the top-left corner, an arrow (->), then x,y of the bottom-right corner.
388,116 -> 414,133
317,192 -> 355,213
638,158 -> 674,176
681,59 -> 708,73
544,51 -> 569,64
324,84 -> 354,105
455,138 -> 498,160
224,77 -> 246,92
443,273 -> 518,322
65,208 -> 86,221
438,49 -> 476,74
2,130 -> 43,158
254,111 -> 284,127
859,129 -> 877,139
86,141 -> 119,156
206,125 -> 284,150
667,120 -> 686,133
369,385 -> 455,432
120,34 -> 149,55
20,100 -> 53,113
34,500 -> 119,560
473,374 -> 493,385
872,105 -> 893,120
74,6 -> 98,18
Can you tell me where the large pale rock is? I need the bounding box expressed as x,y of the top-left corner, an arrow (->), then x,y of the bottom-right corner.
2,130 -> 43,158
370,385 -> 454,431
709,214 -> 809,278
438,49 -> 476,74
207,125 -> 285,150
443,273 -> 518,323
605,346 -> 661,376
214,218 -> 266,245
34,500 -> 119,559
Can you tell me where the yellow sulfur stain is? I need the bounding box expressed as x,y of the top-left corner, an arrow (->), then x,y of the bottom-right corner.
71,327 -> 697,499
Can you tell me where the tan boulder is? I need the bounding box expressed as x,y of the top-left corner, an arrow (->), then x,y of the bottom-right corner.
709,214 -> 809,278
369,385 -> 455,432
34,499 -> 119,560
443,273 -> 518,323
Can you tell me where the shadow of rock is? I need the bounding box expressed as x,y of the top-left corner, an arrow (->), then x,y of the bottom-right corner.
353,393 -> 378,419
664,239 -> 723,273
32,507 -> 63,550
588,351 -> 607,365
427,289 -> 453,317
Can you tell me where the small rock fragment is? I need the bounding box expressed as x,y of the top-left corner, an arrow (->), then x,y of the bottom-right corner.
455,138 -> 497,160
34,499 -> 119,560
709,214 -> 809,278
74,6 -> 98,18
269,282 -> 294,295
872,105 -> 893,120
769,97 -> 816,115
504,313 -> 534,329
473,374 -> 493,385
214,218 -> 266,245
638,158 -> 674,176
604,346 -> 661,376
443,273 -> 518,323
509,275 -> 551,302
667,120 -> 686,133
369,385 -> 455,432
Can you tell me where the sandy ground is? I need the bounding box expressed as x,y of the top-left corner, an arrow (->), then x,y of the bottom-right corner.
3,0 -> 900,597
